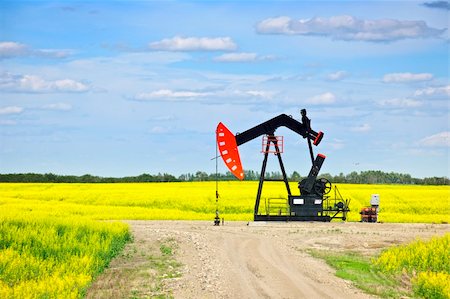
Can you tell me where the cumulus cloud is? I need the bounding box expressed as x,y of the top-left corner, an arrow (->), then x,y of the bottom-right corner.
306,92 -> 336,104
256,15 -> 445,42
422,1 -> 450,10
414,85 -> 450,97
326,71 -> 348,81
214,52 -> 274,62
351,123 -> 371,132
0,106 -> 23,115
0,41 -> 71,59
419,131 -> 450,147
149,36 -> 237,51
379,98 -> 423,108
382,72 -> 433,83
0,72 -> 90,93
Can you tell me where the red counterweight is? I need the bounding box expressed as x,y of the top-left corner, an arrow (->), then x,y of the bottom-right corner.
216,122 -> 244,180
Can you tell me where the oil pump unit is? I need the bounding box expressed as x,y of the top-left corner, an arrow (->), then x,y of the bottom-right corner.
216,109 -> 350,222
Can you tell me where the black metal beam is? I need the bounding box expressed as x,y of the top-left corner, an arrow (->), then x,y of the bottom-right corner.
235,114 -> 322,147
254,143 -> 271,216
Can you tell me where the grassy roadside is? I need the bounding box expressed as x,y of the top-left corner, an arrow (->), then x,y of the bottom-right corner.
307,249 -> 412,298
86,237 -> 182,299
145,238 -> 183,298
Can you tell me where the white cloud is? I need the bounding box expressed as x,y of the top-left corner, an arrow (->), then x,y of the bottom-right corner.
134,89 -> 212,101
306,92 -> 336,104
256,15 -> 445,42
246,90 -> 271,98
0,72 -> 90,93
233,89 -> 275,99
0,106 -> 23,115
214,52 -> 274,62
0,42 -> 28,58
382,72 -> 433,83
414,85 -> 450,97
379,98 -> 423,108
257,16 -> 293,34
326,71 -> 348,81
42,103 -> 73,111
133,88 -> 276,103
214,52 -> 257,62
149,36 -> 237,51
0,41 -> 71,59
51,79 -> 89,92
419,132 -> 450,147
351,123 -> 371,132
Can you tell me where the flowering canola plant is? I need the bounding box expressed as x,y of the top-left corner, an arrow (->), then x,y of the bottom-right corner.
0,182 -> 449,298
0,182 -> 448,222
375,233 -> 450,299
0,215 -> 130,298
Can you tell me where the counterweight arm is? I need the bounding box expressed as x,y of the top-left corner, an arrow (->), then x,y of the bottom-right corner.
235,113 -> 323,146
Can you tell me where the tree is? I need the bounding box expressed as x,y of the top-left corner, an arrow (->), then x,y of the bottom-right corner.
290,171 -> 301,182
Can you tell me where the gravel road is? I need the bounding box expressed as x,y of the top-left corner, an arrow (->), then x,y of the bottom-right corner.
88,220 -> 449,299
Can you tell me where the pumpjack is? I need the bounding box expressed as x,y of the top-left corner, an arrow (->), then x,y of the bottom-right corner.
216,109 -> 350,222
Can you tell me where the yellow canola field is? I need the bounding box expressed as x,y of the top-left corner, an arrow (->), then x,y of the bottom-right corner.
0,216 -> 130,298
0,182 -> 449,223
0,182 -> 449,298
375,233 -> 450,299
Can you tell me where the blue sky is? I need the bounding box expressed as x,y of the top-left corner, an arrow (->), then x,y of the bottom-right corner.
0,0 -> 449,178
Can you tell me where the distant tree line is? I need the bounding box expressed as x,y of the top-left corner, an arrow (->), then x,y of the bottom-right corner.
0,173 -> 178,183
0,170 -> 448,185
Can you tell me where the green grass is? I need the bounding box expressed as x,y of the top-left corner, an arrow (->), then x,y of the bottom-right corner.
160,244 -> 173,256
307,249 -> 411,298
142,239 -> 182,298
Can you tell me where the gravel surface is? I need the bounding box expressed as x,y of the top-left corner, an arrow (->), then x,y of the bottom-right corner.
88,220 -> 450,299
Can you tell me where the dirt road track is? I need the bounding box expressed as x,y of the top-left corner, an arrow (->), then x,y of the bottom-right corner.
88,221 -> 449,299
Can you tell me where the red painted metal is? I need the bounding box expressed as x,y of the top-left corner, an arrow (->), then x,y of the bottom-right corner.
216,122 -> 244,180
261,135 -> 284,153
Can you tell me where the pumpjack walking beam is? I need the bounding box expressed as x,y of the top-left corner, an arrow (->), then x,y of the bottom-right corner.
235,112 -> 323,147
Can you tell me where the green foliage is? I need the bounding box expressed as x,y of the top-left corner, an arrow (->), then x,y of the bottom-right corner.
160,244 -> 173,256
308,250 -> 407,298
0,172 -> 179,183
0,170 -> 448,185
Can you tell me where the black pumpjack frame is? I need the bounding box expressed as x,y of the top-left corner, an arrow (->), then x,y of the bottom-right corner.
231,109 -> 349,222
